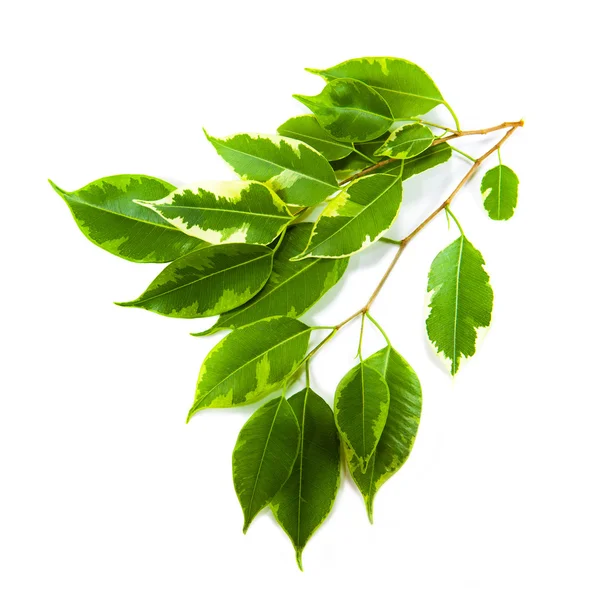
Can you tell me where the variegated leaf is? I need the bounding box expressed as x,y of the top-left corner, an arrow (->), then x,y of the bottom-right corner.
233,396 -> 300,533
374,123 -> 434,159
307,57 -> 452,123
188,317 -> 311,419
115,244 -> 273,318
293,174 -> 402,259
334,362 -> 390,472
481,164 -> 519,221
294,78 -> 393,143
347,346 -> 422,522
205,132 -> 338,206
277,115 -> 353,161
271,388 -> 341,570
49,175 -> 205,263
426,236 -> 494,375
134,180 -> 292,246
379,142 -> 453,179
193,224 -> 348,336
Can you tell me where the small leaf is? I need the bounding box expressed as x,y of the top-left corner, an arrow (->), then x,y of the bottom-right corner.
307,57 -> 448,120
347,346 -> 422,522
480,165 -> 519,221
334,362 -> 390,472
49,175 -> 205,263
116,244 -> 273,318
294,78 -> 393,143
374,123 -> 434,159
426,236 -> 494,375
193,224 -> 348,335
134,180 -> 292,246
233,396 -> 300,533
205,132 -> 338,206
293,174 -> 402,259
188,317 -> 311,418
271,388 -> 341,570
277,115 -> 354,161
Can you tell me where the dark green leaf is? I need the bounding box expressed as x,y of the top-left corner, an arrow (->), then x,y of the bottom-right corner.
294,78 -> 393,143
233,396 -> 300,533
271,388 -> 341,570
374,123 -> 434,159
481,164 -> 519,221
426,236 -> 494,375
49,175 -> 205,263
193,224 -> 348,336
277,115 -> 354,161
378,142 -> 453,179
347,346 -> 422,522
334,362 -> 390,471
205,132 -> 338,206
116,244 -> 273,318
188,317 -> 311,418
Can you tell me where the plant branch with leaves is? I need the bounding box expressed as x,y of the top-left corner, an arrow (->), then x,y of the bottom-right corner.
51,56 -> 522,570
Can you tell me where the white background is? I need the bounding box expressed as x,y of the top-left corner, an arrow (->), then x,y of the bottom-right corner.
1,1 -> 598,598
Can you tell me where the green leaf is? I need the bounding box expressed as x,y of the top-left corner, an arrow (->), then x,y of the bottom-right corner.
480,165 -> 519,221
374,123 -> 434,159
193,224 -> 348,336
294,78 -> 393,143
116,244 -> 273,318
277,115 -> 354,161
307,57 -> 450,122
293,174 -> 402,259
49,175 -> 205,263
426,236 -> 494,375
379,142 -> 453,180
347,346 -> 422,522
188,317 -> 311,418
134,180 -> 292,246
271,388 -> 341,570
334,362 -> 390,472
330,153 -> 372,180
233,396 -> 300,533
205,132 -> 338,206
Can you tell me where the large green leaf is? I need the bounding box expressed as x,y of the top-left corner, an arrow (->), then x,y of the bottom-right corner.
334,362 -> 390,472
49,175 -> 205,263
188,317 -> 311,418
294,78 -> 393,143
205,132 -> 338,206
271,388 -> 341,570
347,346 -> 422,522
426,236 -> 494,375
233,396 -> 300,533
193,224 -> 348,336
116,244 -> 273,318
374,123 -> 434,159
480,165 -> 519,221
293,174 -> 402,259
277,115 -> 354,161
134,180 -> 292,246
307,57 -> 451,122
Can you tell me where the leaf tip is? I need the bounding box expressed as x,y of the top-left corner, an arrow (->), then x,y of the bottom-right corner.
48,179 -> 65,196
304,67 -> 322,76
295,549 -> 304,571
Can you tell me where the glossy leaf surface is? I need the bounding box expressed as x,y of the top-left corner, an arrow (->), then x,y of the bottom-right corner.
50,175 -> 205,263
277,115 -> 354,161
271,388 -> 341,569
481,164 -> 519,221
375,123 -> 434,159
334,362 -> 390,472
378,142 -> 453,179
426,236 -> 493,375
293,174 -> 402,259
194,224 -> 348,335
233,396 -> 300,533
189,317 -> 311,418
347,346 -> 422,522
205,132 -> 338,206
307,57 -> 447,120
116,244 -> 273,318
135,180 -> 291,246
294,78 -> 393,143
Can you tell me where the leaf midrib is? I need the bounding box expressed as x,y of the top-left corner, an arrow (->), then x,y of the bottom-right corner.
452,237 -> 465,374
156,201 -> 292,221
278,127 -> 353,152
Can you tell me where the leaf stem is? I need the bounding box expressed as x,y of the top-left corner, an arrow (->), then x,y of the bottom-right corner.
445,207 -> 465,237
448,144 -> 476,162
357,312 -> 366,360
353,148 -> 377,165
443,101 -> 461,130
365,312 -> 391,347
